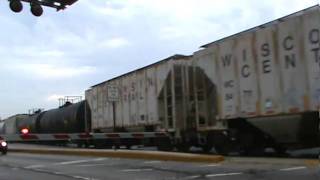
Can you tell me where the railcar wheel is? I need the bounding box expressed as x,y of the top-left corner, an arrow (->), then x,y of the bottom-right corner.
202,144 -> 213,153
176,144 -> 190,152
94,140 -> 112,149
156,137 -> 173,151
214,144 -> 231,155
242,146 -> 265,156
77,143 -> 83,148
274,145 -> 288,156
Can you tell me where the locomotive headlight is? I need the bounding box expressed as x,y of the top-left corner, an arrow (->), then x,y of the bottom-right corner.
1,141 -> 7,147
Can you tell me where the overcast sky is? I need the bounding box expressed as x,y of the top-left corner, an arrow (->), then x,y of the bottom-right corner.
0,0 -> 318,118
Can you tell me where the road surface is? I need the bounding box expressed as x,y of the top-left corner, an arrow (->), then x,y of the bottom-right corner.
0,152 -> 318,180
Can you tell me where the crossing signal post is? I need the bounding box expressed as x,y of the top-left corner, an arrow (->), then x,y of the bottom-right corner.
21,128 -> 29,135
107,85 -> 119,132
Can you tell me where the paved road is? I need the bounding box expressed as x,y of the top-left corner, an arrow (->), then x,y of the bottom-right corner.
0,153 -> 319,180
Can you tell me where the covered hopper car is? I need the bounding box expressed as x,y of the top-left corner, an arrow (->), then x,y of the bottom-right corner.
85,6 -> 320,154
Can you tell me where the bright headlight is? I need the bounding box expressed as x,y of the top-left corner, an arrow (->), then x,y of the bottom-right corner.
1,141 -> 7,147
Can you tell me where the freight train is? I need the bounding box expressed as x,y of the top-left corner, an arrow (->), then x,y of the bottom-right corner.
2,6 -> 320,155
1,101 -> 168,149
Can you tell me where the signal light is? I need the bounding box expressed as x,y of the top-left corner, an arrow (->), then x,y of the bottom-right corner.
21,128 -> 29,135
1,141 -> 7,147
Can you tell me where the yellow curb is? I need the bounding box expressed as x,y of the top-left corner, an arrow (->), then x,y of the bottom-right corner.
9,148 -> 224,163
225,157 -> 320,167
304,160 -> 320,167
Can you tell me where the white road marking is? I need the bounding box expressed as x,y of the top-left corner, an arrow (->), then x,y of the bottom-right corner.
77,163 -> 108,167
72,175 -> 99,180
54,158 -> 107,165
91,158 -> 107,161
200,164 -> 221,167
183,175 -> 201,179
280,166 -> 307,171
55,160 -> 91,165
143,160 -> 162,164
121,168 -> 153,172
25,167 -> 100,180
205,172 -> 243,177
24,165 -> 45,169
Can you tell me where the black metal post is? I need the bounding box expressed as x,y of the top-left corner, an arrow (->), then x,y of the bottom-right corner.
113,101 -> 116,132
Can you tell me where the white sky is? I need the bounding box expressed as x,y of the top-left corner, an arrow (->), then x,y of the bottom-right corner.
0,0 -> 318,118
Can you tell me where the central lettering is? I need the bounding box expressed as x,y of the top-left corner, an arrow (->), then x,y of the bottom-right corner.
221,54 -> 232,67
241,49 -> 250,78
309,29 -> 319,44
242,65 -> 250,78
243,90 -> 253,97
224,80 -> 234,88
309,29 -> 320,66
225,93 -> 233,101
285,54 -> 296,68
283,36 -> 294,50
283,35 -> 296,69
261,43 -> 271,73
224,80 -> 234,101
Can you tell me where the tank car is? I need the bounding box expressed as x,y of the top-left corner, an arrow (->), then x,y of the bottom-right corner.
38,101 -> 90,133
16,112 -> 44,134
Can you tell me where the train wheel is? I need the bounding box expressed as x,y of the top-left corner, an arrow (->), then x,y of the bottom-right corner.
274,145 -> 288,156
202,144 -> 213,153
214,144 -> 231,155
242,146 -> 265,156
212,132 -> 232,155
176,144 -> 190,152
156,137 -> 173,151
94,140 -> 112,149
125,145 -> 131,149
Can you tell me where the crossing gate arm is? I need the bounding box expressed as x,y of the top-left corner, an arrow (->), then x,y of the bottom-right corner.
0,132 -> 170,142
